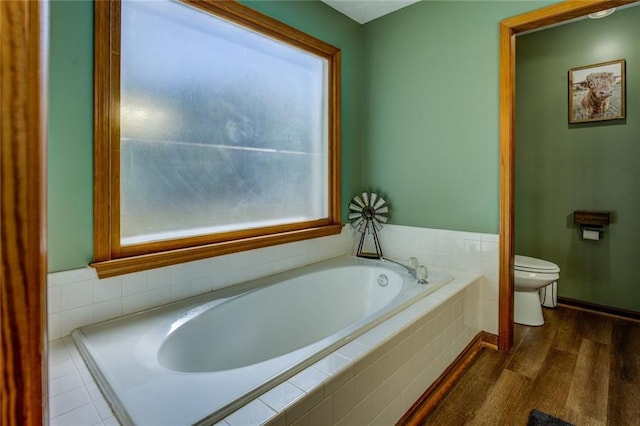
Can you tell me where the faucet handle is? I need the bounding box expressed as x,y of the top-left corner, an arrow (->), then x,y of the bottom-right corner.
408,257 -> 419,270
417,265 -> 428,282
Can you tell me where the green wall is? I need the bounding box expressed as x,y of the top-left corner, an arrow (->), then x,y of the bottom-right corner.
361,1 -> 550,232
48,0 -> 94,272
515,7 -> 640,311
47,0 -> 362,272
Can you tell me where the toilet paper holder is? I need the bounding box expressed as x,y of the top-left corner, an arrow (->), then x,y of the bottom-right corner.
573,210 -> 610,240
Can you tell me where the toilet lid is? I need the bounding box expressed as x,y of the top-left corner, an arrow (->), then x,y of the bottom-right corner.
514,255 -> 560,273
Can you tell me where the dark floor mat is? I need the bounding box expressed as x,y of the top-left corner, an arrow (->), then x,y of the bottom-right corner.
527,409 -> 574,426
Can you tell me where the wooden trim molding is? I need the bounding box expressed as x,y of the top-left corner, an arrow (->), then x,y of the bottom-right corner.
397,332 -> 498,425
93,0 -> 342,278
498,19 -> 515,352
497,0 -> 637,352
0,1 -> 48,424
92,224 -> 343,278
558,297 -> 640,322
92,0 -> 113,262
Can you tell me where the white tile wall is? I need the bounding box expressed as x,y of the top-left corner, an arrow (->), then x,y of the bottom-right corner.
48,337 -> 118,426
378,225 -> 499,334
47,224 -> 499,425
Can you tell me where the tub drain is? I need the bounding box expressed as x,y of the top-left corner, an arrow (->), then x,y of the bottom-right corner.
377,274 -> 389,287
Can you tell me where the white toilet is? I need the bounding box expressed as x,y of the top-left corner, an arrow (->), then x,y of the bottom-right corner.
514,255 -> 560,326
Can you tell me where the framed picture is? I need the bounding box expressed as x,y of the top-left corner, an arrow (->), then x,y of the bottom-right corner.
568,59 -> 625,124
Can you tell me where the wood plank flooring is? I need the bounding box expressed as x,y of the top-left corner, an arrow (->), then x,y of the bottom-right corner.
422,306 -> 640,425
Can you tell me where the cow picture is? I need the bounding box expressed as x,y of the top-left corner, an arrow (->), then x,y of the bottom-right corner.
569,59 -> 625,123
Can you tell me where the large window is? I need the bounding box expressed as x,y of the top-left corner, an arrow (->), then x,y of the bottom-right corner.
93,0 -> 341,278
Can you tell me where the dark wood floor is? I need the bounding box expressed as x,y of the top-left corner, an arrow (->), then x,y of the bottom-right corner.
422,306 -> 640,425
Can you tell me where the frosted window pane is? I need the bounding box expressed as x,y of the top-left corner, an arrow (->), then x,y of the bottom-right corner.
119,0 -> 329,245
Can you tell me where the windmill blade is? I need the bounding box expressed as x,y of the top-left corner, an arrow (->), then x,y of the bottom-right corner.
366,221 -> 374,234
352,195 -> 365,208
351,217 -> 364,230
375,214 -> 388,223
373,196 -> 386,210
376,206 -> 389,215
348,212 -> 362,221
373,220 -> 383,231
362,192 -> 369,206
348,202 -> 363,212
370,193 -> 378,208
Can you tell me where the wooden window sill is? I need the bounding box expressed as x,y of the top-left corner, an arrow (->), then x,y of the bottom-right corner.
91,223 -> 344,279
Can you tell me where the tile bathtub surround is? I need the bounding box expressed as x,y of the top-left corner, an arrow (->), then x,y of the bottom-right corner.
49,337 -> 119,426
377,224 -> 499,334
48,228 -> 354,340
49,271 -> 482,426
260,274 -> 483,426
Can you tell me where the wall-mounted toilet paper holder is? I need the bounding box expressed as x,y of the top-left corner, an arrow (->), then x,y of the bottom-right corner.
573,210 -> 610,241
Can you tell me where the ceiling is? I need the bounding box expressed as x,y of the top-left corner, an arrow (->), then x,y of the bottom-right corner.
321,0 -> 640,26
321,0 -> 420,24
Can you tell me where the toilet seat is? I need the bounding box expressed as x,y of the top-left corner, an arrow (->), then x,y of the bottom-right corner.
514,255 -> 560,274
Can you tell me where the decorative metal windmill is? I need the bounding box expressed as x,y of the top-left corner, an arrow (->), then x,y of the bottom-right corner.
348,192 -> 389,259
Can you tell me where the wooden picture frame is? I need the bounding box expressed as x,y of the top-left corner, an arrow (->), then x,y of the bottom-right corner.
569,59 -> 625,124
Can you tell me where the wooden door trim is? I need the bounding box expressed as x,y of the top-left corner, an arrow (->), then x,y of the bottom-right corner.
0,0 -> 48,424
498,0 -> 636,351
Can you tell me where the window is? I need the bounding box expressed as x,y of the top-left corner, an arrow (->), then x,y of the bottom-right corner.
93,0 -> 341,278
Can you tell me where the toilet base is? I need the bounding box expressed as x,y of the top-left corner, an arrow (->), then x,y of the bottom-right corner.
514,290 -> 544,326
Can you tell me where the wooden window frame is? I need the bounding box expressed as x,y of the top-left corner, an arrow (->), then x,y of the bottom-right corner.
92,0 -> 342,279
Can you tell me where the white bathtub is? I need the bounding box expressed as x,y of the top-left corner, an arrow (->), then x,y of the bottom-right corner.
73,256 -> 453,425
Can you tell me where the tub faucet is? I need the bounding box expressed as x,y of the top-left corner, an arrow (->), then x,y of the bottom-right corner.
381,257 -> 428,284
